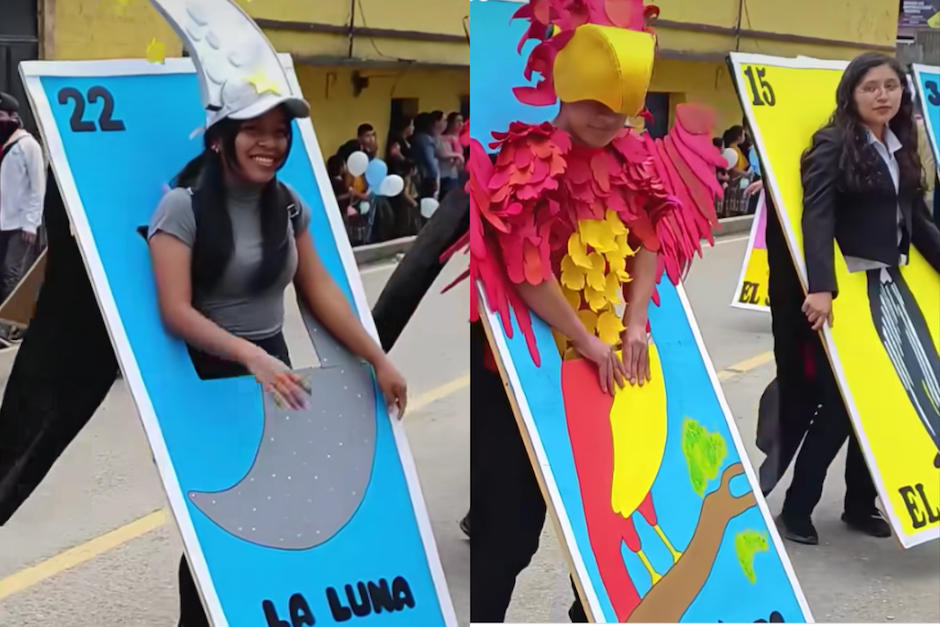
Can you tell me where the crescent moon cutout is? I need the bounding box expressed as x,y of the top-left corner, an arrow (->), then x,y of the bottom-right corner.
188,302 -> 377,549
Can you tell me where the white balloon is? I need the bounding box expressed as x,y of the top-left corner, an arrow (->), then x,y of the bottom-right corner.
378,175 -> 404,197
722,148 -> 738,170
420,197 -> 440,218
347,151 -> 369,177
358,200 -> 371,215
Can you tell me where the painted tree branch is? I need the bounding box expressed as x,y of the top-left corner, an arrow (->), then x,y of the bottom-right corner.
627,462 -> 756,623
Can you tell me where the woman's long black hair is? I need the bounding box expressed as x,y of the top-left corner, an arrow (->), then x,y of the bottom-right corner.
173,114 -> 294,293
807,52 -> 923,195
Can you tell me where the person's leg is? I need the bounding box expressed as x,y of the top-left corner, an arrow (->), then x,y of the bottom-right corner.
178,556 -> 210,627
763,201 -> 819,496
781,395 -> 851,538
0,231 -> 11,276
843,430 -> 878,516
440,176 -> 456,199
470,323 -> 546,623
568,576 -> 588,622
0,229 -> 33,303
177,332 -> 292,624
840,428 -> 890,536
0,230 -> 12,320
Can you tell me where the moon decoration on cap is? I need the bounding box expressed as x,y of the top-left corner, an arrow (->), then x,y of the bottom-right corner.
146,0 -> 376,549
146,0 -> 309,128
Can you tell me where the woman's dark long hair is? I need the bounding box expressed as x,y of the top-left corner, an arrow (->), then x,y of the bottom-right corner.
173,114 -> 294,293
807,52 -> 923,195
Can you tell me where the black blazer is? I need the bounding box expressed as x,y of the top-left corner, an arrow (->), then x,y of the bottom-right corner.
801,126 -> 940,295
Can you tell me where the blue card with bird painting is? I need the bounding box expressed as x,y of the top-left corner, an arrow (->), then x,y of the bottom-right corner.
18,3 -> 456,625
470,0 -> 811,622
912,64 -> 940,175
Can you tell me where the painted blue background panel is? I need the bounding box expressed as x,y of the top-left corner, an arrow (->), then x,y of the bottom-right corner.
471,1 -> 809,621
32,68 -> 446,627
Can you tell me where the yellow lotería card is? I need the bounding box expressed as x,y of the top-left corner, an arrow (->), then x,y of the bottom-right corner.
729,53 -> 940,548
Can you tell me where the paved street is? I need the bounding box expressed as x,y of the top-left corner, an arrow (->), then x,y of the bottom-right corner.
506,235 -> 940,624
0,234 -> 937,626
0,255 -> 470,626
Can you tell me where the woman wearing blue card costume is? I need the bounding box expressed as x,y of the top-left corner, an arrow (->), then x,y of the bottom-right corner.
776,52 -> 940,545
139,2 -> 409,624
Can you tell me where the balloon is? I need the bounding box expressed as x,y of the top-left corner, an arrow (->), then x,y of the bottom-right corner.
346,151 -> 369,176
365,158 -> 388,190
378,175 -> 404,197
358,200 -> 371,215
722,148 -> 738,170
420,197 -> 439,218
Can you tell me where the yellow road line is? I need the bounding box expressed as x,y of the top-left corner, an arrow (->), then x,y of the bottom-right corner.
0,354 -> 761,601
0,374 -> 471,601
0,508 -> 169,602
409,373 -> 470,413
717,350 -> 774,381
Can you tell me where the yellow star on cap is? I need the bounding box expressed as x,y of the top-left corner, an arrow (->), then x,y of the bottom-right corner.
246,69 -> 282,97
146,37 -> 166,64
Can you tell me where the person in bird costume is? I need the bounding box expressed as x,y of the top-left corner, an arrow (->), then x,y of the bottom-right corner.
469,0 -> 726,621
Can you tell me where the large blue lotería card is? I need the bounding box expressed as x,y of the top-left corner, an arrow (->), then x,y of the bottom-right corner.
20,57 -> 455,627
470,0 -> 812,622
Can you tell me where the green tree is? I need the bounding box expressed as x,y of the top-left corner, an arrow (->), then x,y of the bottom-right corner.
681,417 -> 727,496
735,530 -> 769,584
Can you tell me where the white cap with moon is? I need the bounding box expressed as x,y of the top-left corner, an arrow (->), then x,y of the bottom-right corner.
147,0 -> 310,129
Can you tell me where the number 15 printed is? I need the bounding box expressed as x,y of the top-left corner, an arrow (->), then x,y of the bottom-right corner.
744,66 -> 777,107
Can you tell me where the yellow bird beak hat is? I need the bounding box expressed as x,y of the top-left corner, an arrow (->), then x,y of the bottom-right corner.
512,0 -> 659,117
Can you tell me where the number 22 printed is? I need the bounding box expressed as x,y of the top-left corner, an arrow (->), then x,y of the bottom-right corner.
58,86 -> 126,132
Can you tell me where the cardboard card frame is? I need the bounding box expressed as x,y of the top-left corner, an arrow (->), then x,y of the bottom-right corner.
730,191 -> 771,313
476,281 -> 812,622
911,63 -> 940,179
728,51 -> 940,548
19,56 -> 457,626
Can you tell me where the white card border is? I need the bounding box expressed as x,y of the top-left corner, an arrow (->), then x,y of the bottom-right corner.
911,63 -> 940,181
20,56 -> 457,626
728,51 -> 940,548
479,279 -> 814,622
730,191 -> 772,313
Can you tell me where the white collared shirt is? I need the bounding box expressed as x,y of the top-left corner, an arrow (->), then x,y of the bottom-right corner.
0,130 -> 45,234
844,127 -> 905,273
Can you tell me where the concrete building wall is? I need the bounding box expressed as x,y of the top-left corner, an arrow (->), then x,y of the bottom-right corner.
44,0 -> 469,158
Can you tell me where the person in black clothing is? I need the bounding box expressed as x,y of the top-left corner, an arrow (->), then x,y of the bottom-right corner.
470,321 -> 588,624
774,52 -> 940,545
385,117 -> 420,238
0,172 -> 118,526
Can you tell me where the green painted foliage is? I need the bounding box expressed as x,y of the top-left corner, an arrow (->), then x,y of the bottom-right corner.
681,418 -> 728,496
735,530 -> 769,584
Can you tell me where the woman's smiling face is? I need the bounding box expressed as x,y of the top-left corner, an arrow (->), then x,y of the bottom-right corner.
230,107 -> 290,184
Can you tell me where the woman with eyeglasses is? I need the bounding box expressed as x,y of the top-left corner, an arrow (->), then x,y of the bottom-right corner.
775,52 -> 940,545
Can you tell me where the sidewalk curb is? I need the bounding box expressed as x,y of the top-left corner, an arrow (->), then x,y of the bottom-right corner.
352,236 -> 416,265
0,221 -> 751,371
715,215 -> 754,237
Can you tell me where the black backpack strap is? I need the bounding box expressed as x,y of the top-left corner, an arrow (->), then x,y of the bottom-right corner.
0,138 -> 24,172
275,181 -> 303,234
1,137 -> 23,159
